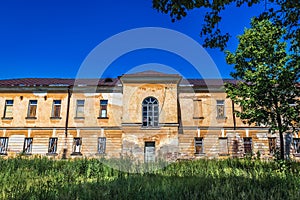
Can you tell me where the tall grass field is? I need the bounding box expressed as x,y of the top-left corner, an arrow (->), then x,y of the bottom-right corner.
0,157 -> 299,199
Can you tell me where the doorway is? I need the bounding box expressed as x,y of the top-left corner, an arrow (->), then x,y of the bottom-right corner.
144,141 -> 155,162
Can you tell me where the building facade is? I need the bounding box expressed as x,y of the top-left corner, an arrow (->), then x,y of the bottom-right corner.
0,71 -> 299,161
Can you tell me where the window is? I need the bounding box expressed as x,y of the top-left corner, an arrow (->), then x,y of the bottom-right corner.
193,99 -> 203,119
3,100 -> 13,119
0,137 -> 9,155
293,138 -> 300,154
97,137 -> 106,154
99,100 -> 108,118
268,137 -> 276,154
23,138 -> 33,154
75,100 -> 85,118
72,137 -> 82,155
51,100 -> 61,118
27,100 -> 37,118
48,138 -> 58,154
194,137 -> 203,154
243,137 -> 252,154
216,100 -> 225,118
142,97 -> 159,127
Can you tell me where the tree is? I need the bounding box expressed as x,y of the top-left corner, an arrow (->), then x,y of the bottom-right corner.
152,0 -> 299,52
225,18 -> 300,160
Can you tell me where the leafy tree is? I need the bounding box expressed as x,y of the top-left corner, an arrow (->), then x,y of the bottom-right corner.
225,18 -> 300,160
152,0 -> 299,52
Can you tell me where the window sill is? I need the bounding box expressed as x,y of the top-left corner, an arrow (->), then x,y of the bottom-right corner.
25,117 -> 37,120
293,153 -> 300,157
216,117 -> 227,120
46,153 -> 58,156
1,117 -> 13,120
193,117 -> 204,120
141,126 -> 160,130
97,117 -> 109,119
74,117 -> 85,120
50,117 -> 62,120
71,152 -> 82,156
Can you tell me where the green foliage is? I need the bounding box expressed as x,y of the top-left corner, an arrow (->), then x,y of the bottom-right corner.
152,0 -> 300,51
225,18 -> 300,160
0,157 -> 299,199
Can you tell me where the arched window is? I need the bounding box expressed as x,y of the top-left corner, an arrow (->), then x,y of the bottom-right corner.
142,97 -> 159,127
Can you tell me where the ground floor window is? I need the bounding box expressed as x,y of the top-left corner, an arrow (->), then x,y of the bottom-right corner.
0,137 -> 8,155
72,137 -> 82,155
194,137 -> 203,154
98,137 -> 106,154
23,138 -> 33,154
268,137 -> 276,154
243,137 -> 252,155
293,138 -> 300,154
48,137 -> 58,154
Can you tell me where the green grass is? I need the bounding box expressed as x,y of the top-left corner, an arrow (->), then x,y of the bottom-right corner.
0,157 -> 299,199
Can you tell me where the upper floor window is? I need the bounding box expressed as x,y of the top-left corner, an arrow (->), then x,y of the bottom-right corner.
51,100 -> 61,118
3,100 -> 13,119
75,100 -> 85,118
27,100 -> 37,118
193,99 -> 203,119
142,97 -> 159,127
99,100 -> 108,118
216,100 -> 225,119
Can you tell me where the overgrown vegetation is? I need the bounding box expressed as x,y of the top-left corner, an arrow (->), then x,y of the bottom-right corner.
0,157 -> 299,199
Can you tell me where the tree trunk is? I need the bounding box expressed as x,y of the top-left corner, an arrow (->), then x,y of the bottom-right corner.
279,129 -> 285,160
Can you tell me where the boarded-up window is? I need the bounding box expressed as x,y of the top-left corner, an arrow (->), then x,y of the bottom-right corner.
23,138 -> 33,154
193,99 -> 203,118
268,137 -> 276,154
100,100 -> 108,118
216,100 -> 225,118
219,137 -> 228,155
243,137 -> 252,154
3,100 -> 13,118
76,100 -> 85,118
27,100 -> 37,118
48,137 -> 58,154
0,137 -> 9,155
52,100 -> 61,118
98,137 -> 106,154
195,137 -> 203,154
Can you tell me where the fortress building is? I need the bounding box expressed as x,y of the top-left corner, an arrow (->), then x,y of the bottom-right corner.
0,71 -> 299,160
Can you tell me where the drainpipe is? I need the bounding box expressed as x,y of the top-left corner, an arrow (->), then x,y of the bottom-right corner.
232,100 -> 236,130
62,86 -> 72,159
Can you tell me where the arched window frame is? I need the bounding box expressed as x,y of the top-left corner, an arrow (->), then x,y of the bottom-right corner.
142,97 -> 159,127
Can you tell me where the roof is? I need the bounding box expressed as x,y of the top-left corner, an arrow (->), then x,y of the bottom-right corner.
0,78 -> 119,87
0,71 -> 237,87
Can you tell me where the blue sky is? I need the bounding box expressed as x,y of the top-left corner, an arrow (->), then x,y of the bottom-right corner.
0,0 -> 264,79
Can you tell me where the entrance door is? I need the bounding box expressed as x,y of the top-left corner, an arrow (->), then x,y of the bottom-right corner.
144,142 -> 155,162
